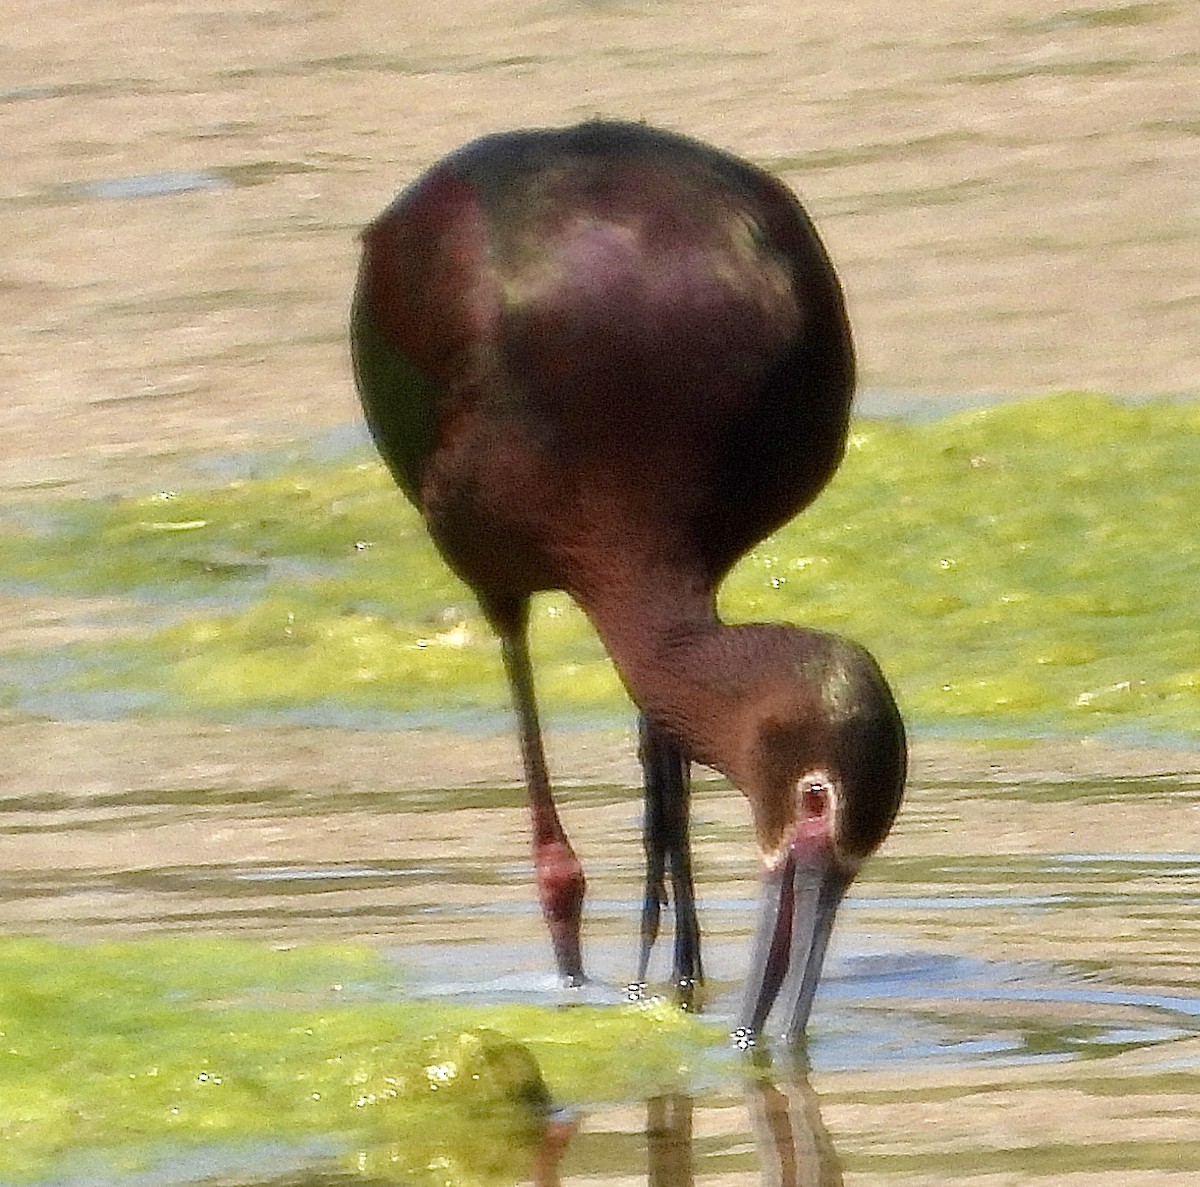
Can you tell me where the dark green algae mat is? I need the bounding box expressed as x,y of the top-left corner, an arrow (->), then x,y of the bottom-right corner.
1,391 -> 1197,742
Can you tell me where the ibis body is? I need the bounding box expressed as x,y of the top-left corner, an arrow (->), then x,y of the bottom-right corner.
351,120 -> 906,1044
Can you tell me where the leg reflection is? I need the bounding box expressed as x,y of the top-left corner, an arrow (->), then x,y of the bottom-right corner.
532,1110 -> 578,1187
635,1074 -> 842,1187
746,1073 -> 844,1187
648,1094 -> 694,1187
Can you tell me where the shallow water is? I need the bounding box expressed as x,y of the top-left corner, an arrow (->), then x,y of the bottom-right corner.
2,734 -> 1198,1185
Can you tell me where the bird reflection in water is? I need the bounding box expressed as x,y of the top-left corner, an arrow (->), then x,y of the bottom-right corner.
743,1074 -> 843,1187
533,1068 -> 842,1187
211,1067 -> 838,1186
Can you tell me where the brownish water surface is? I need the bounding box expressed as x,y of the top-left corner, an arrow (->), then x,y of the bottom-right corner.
2,0 -> 1197,499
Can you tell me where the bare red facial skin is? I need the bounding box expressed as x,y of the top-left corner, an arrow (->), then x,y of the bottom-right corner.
789,779 -> 834,852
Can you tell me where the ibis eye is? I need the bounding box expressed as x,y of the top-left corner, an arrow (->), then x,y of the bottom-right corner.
800,780 -> 829,818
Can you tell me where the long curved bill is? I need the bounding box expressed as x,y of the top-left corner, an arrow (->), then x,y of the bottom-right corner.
734,849 -> 849,1048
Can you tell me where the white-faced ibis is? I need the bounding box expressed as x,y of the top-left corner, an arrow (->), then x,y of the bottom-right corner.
351,120 -> 905,1045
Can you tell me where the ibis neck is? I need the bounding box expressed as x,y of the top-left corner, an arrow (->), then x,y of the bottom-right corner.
572,569 -> 761,786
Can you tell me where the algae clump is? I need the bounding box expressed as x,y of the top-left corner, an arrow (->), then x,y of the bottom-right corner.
0,937 -> 716,1184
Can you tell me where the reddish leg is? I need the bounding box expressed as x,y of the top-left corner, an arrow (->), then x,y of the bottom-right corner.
492,596 -> 587,985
